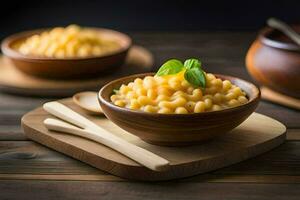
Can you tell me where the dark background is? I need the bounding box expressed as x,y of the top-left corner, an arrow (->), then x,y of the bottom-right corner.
0,0 -> 299,39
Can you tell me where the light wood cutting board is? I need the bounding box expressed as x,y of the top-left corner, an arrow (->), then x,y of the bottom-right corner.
261,87 -> 300,110
22,98 -> 286,181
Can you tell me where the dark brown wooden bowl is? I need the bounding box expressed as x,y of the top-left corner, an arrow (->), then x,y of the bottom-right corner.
246,25 -> 300,98
98,73 -> 260,146
1,28 -> 131,79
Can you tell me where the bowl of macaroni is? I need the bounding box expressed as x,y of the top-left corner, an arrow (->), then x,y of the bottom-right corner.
1,25 -> 131,79
98,58 -> 260,146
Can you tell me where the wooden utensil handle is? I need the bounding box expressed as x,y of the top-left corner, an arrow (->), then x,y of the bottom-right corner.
267,18 -> 300,45
43,101 -> 103,131
261,87 -> 300,110
44,118 -> 170,171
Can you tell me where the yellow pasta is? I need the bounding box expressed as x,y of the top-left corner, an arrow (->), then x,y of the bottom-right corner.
110,94 -> 118,102
175,107 -> 189,114
156,94 -> 170,102
194,101 -> 205,113
129,99 -> 140,110
147,89 -> 157,99
185,101 -> 196,112
137,96 -> 153,106
119,85 -> 131,94
204,98 -> 213,109
15,25 -> 120,58
143,105 -> 158,113
114,100 -> 126,107
212,104 -> 222,111
126,91 -> 138,99
238,96 -> 248,104
158,107 -> 173,114
228,99 -> 240,107
213,93 -> 223,103
111,72 -> 249,114
136,88 -> 147,96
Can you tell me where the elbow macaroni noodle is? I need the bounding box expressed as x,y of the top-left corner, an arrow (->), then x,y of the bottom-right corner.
111,71 -> 249,114
15,25 -> 120,58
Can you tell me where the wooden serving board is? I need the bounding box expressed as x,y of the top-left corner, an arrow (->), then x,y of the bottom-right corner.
22,98 -> 286,181
261,86 -> 300,110
0,45 -> 153,97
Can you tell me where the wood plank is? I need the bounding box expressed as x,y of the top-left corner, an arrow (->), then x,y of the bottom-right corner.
0,141 -> 101,175
0,112 -> 23,126
212,141 -> 300,176
0,141 -> 299,182
256,102 -> 300,128
0,174 -> 121,181
0,92 -> 50,109
1,174 -> 300,184
0,125 -> 25,140
184,174 -> 300,184
0,180 -> 299,200
131,32 -> 256,68
0,128 -> 297,141
286,129 -> 300,140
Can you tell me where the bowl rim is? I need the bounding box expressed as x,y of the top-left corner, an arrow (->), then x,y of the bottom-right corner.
259,26 -> 300,52
1,27 -> 132,61
98,73 -> 261,117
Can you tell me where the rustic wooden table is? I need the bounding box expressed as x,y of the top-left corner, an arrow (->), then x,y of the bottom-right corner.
0,32 -> 299,199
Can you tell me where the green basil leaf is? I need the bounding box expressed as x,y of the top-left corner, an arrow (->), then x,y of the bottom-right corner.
113,89 -> 119,94
184,68 -> 206,88
184,58 -> 201,69
156,59 -> 184,76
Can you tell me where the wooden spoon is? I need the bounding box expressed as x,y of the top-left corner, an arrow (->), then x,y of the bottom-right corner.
267,18 -> 300,46
43,102 -> 170,171
73,91 -> 103,115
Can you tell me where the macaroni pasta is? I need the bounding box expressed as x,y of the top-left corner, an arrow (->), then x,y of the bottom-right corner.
111,71 -> 248,114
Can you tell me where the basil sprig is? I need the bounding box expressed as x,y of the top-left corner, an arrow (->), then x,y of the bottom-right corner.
156,58 -> 206,88
184,58 -> 201,70
156,59 -> 184,76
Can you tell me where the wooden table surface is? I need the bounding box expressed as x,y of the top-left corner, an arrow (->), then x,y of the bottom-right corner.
0,32 -> 299,199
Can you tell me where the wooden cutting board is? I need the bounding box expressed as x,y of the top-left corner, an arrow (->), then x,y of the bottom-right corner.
22,98 -> 286,181
0,45 -> 153,97
261,86 -> 300,110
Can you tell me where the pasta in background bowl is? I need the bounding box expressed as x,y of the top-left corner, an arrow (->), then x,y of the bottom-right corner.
14,25 -> 121,58
1,26 -> 131,79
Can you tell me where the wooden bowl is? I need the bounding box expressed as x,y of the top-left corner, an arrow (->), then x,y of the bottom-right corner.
1,28 -> 131,79
98,73 -> 260,146
246,25 -> 300,98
